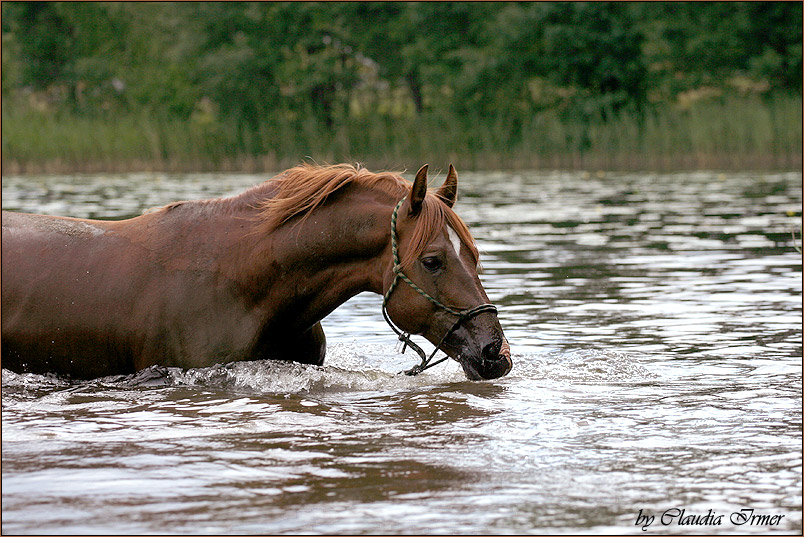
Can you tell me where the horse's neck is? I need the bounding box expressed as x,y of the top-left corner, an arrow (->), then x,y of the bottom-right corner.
236,188 -> 393,329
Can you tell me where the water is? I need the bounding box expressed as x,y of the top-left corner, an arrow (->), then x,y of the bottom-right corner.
2,170 -> 801,534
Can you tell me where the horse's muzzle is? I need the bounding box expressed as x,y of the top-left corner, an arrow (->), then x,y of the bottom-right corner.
459,338 -> 512,380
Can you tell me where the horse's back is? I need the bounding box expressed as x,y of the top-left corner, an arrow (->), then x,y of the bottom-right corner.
1,209 -> 263,377
2,211 -> 118,299
1,211 -> 136,377
2,209 -> 111,237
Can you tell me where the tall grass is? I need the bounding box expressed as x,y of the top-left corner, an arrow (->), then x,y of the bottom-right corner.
2,93 -> 800,173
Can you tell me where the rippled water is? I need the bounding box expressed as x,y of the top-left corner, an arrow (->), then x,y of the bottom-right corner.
2,170 -> 801,534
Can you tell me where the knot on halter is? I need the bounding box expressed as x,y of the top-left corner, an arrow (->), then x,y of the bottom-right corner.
381,197 -> 498,376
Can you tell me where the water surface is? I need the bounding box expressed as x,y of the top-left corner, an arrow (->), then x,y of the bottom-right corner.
2,170 -> 801,534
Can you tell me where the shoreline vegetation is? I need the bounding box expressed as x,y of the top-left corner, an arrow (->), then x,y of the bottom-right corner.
2,2 -> 801,175
3,94 -> 800,175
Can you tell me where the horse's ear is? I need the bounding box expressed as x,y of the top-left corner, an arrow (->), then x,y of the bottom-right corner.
409,164 -> 428,217
436,164 -> 458,208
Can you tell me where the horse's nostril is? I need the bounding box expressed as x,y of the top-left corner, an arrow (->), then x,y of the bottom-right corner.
482,339 -> 503,361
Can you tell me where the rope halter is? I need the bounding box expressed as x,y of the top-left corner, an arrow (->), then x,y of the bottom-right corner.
381,197 -> 498,376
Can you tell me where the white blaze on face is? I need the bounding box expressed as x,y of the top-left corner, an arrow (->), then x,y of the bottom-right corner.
447,225 -> 462,256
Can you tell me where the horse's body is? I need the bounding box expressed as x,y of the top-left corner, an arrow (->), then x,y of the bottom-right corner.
2,164 -> 511,380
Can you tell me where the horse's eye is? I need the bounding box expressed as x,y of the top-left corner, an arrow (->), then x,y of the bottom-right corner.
421,256 -> 443,272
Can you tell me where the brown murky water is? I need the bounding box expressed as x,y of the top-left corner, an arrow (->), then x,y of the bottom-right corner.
2,170 -> 801,534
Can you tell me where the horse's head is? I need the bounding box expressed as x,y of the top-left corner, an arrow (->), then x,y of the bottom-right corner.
382,164 -> 512,380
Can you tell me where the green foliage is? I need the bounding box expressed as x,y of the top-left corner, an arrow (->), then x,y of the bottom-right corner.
1,1 -> 801,170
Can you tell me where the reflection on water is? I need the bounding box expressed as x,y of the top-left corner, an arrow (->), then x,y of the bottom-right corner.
2,170 -> 801,534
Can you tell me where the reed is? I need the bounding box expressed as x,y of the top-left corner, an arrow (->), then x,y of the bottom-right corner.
2,93 -> 800,174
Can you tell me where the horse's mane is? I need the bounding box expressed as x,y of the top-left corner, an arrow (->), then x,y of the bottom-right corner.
256,163 -> 478,268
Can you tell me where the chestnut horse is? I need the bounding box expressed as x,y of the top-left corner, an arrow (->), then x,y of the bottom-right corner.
1,164 -> 511,380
